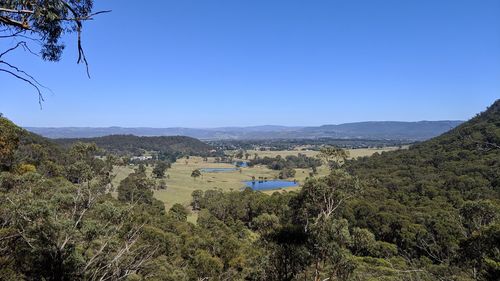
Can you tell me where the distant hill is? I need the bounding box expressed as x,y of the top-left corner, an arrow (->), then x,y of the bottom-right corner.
301,120 -> 463,140
26,120 -> 463,141
54,135 -> 214,156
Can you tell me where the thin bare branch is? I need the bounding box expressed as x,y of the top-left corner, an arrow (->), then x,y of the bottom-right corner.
0,8 -> 34,14
0,61 -> 50,91
0,30 -> 23,38
61,0 -> 90,78
0,68 -> 44,106
0,41 -> 27,57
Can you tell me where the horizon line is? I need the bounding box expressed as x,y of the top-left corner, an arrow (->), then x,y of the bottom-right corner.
23,119 -> 465,129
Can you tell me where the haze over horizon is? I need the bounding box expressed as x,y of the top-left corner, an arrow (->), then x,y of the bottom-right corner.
25,120 -> 466,130
2,0 -> 499,127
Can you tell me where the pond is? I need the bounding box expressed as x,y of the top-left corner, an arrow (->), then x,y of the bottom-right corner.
234,161 -> 249,167
200,168 -> 239,173
244,180 -> 299,191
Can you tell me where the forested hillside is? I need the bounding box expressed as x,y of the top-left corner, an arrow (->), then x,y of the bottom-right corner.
0,100 -> 498,281
54,134 -> 215,156
344,100 -> 500,279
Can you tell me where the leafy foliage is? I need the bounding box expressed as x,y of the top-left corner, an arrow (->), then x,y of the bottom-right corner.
249,153 -> 322,171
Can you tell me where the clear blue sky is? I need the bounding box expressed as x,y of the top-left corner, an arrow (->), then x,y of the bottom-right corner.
1,0 -> 499,127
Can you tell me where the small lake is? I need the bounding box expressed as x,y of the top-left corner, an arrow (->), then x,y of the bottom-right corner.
234,161 -> 249,167
200,168 -> 239,173
244,180 -> 299,191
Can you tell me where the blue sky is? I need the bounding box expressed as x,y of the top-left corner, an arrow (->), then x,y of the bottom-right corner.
1,0 -> 499,127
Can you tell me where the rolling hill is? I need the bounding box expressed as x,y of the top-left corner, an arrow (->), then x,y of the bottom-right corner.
54,134 -> 215,156
26,120 -> 463,140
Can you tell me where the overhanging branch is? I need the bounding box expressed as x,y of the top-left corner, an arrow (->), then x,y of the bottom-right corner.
0,1 -> 111,104
0,67 -> 45,107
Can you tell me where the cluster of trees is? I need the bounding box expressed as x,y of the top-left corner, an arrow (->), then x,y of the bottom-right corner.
317,146 -> 350,170
249,154 -> 322,176
278,167 -> 296,179
152,161 -> 170,178
187,171 -> 440,280
246,153 -> 322,179
207,138 -> 412,152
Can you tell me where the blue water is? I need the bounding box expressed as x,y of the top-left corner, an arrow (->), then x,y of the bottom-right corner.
244,180 -> 299,191
234,161 -> 249,167
200,168 -> 239,173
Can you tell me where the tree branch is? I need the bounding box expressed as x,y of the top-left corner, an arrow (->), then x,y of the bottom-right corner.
0,68 -> 44,106
0,8 -> 34,14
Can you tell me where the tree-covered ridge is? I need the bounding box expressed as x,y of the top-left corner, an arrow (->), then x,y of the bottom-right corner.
1,117 -> 64,175
346,99 -> 499,200
54,134 -> 215,156
343,99 -> 500,278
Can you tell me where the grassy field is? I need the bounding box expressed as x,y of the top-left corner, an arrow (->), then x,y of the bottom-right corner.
245,146 -> 403,159
110,147 -> 402,210
151,157 -> 329,210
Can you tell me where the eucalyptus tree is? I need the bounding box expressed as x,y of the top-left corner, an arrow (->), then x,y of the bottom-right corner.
191,169 -> 201,180
152,161 -> 169,178
0,0 -> 109,102
292,170 -> 362,280
318,146 -> 350,170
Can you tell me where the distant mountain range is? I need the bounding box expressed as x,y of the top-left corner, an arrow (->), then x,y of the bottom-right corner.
26,121 -> 464,141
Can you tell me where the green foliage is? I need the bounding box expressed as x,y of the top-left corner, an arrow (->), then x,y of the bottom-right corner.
190,169 -> 201,179
343,100 -> 500,279
0,0 -> 95,61
459,223 -> 500,281
278,167 -> 296,179
318,146 -> 350,168
351,227 -> 377,256
117,171 -> 156,205
152,161 -> 169,178
292,170 -> 362,227
55,135 -> 214,157
193,250 -> 224,278
168,204 -> 188,221
460,200 -> 499,234
249,153 -> 322,171
0,117 -> 20,170
190,189 -> 204,210
252,213 -> 280,236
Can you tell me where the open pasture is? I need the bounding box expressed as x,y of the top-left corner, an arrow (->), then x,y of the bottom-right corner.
110,147 -> 403,209
152,156 -> 328,209
245,146 -> 402,159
